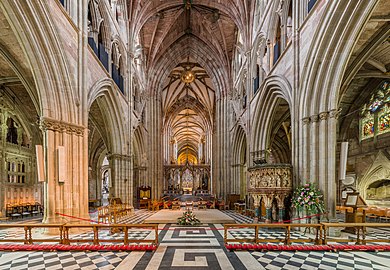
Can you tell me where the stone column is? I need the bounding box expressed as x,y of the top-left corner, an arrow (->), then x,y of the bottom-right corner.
39,118 -> 89,226
146,94 -> 163,199
0,112 -> 7,216
309,114 -> 319,185
327,109 -> 339,219
109,154 -> 132,205
277,197 -> 286,223
301,117 -> 311,183
252,194 -> 261,222
318,112 -> 329,202
263,195 -> 273,223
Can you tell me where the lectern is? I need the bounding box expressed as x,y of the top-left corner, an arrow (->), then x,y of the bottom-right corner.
343,192 -> 367,234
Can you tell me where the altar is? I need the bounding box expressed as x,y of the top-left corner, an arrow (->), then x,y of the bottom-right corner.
163,163 -> 211,193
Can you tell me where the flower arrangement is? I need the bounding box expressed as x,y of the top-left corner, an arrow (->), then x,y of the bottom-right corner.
177,210 -> 201,226
292,183 -> 325,214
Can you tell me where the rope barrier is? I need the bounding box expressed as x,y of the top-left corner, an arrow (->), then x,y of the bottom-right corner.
55,212 -> 103,224
54,210 -> 329,231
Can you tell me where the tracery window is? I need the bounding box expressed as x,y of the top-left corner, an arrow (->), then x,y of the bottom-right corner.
360,81 -> 390,140
7,160 -> 26,184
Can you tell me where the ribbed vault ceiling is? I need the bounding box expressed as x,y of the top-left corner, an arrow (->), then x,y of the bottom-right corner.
130,0 -> 242,91
163,60 -> 215,160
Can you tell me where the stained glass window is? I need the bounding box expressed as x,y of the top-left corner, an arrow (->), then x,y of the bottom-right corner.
360,81 -> 390,140
378,104 -> 390,134
361,115 -> 375,139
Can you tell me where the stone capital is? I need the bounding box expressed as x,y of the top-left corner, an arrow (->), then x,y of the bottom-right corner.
319,111 -> 329,121
302,117 -> 310,125
310,114 -> 319,123
39,117 -> 85,136
329,108 -> 341,119
108,153 -> 132,161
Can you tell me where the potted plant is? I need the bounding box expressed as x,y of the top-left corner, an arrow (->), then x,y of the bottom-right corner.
177,210 -> 201,226
291,183 -> 325,225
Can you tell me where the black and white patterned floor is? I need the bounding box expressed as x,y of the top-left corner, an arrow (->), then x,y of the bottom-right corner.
1,210 -> 390,269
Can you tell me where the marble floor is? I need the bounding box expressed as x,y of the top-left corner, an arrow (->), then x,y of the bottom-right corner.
0,210 -> 390,269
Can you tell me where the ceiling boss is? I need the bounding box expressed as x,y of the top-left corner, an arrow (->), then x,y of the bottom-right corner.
180,69 -> 195,84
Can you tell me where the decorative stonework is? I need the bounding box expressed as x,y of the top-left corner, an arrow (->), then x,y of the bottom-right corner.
302,117 -> 311,125
39,117 -> 85,136
310,114 -> 319,123
108,153 -> 132,161
319,111 -> 329,121
248,164 -> 292,222
329,109 -> 341,119
248,164 -> 292,191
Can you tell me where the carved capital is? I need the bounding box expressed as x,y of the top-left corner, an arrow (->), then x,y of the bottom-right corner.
252,194 -> 262,206
302,117 -> 311,125
319,111 -> 329,121
108,153 -> 132,161
310,114 -> 319,123
329,108 -> 341,119
39,117 -> 85,136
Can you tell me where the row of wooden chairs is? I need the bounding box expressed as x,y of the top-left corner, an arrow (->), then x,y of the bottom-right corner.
365,206 -> 390,222
336,205 -> 390,222
97,203 -> 132,224
5,202 -> 43,219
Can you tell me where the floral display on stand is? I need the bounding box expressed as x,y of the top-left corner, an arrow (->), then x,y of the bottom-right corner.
291,183 -> 325,216
177,210 -> 201,226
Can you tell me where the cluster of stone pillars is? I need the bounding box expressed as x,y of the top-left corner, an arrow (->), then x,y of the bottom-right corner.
252,193 -> 288,223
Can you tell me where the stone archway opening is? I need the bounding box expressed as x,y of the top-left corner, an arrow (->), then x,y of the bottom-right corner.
0,10 -> 43,218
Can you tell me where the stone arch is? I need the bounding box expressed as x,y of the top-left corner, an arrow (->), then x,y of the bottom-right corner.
232,125 -> 247,197
358,151 -> 390,200
133,125 -> 147,197
251,31 -> 268,93
87,0 -> 99,32
251,75 -> 292,154
111,36 -> 127,72
1,1 -> 76,122
299,1 -> 378,118
87,78 -> 126,154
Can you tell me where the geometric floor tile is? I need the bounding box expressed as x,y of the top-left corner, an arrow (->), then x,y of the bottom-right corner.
0,251 -> 129,270
1,210 -> 390,270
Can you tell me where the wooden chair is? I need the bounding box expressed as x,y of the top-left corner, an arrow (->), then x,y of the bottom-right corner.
198,201 -> 207,210
379,209 -> 390,222
209,200 -> 216,209
98,206 -> 109,223
163,200 -> 170,209
5,204 -> 13,218
172,200 -> 181,210
21,203 -> 32,218
152,200 -> 160,211
218,200 -> 228,210
11,205 -> 22,219
148,200 -> 154,211
365,206 -> 378,220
